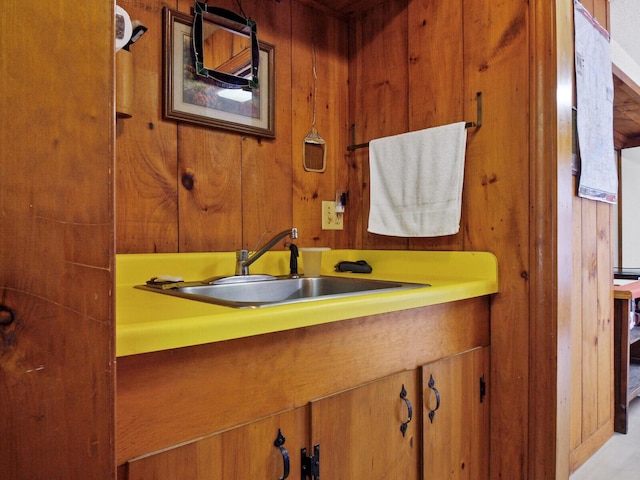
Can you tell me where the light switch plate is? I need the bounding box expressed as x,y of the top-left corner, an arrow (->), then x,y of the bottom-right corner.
322,201 -> 343,230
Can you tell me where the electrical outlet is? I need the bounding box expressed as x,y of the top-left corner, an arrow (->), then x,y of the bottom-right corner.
322,201 -> 343,230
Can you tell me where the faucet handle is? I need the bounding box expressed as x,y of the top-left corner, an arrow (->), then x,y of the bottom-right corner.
291,228 -> 298,240
236,249 -> 249,275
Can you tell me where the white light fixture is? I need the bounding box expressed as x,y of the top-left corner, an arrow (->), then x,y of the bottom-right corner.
217,89 -> 253,102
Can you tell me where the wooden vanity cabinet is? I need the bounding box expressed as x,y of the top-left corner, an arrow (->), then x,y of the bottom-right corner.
614,281 -> 640,433
124,370 -> 421,480
422,347 -> 490,479
309,370 -> 420,479
123,363 -> 486,480
126,407 -> 309,480
117,298 -> 491,479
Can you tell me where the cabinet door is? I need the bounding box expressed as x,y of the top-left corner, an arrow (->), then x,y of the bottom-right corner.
310,370 -> 420,480
127,406 -> 308,480
422,347 -> 490,480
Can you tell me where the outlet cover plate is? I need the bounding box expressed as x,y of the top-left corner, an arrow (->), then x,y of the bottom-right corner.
322,201 -> 343,230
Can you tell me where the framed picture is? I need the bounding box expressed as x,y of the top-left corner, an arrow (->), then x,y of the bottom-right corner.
163,8 -> 275,138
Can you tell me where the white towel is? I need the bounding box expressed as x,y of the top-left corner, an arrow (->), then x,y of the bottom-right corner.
367,122 -> 467,237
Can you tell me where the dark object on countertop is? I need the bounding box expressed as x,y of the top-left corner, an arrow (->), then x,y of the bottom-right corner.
334,260 -> 372,274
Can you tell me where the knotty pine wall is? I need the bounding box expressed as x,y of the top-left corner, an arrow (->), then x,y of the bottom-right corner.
116,0 -> 614,477
568,1 -> 614,472
348,2 -> 532,477
116,0 -> 349,253
1,1 -> 115,477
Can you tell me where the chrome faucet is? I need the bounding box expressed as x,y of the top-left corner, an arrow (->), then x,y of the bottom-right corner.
236,228 -> 298,275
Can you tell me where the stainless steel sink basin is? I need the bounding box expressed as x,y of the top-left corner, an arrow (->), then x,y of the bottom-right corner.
136,276 -> 429,308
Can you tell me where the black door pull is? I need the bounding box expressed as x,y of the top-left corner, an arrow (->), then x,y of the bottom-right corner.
427,374 -> 441,423
274,429 -> 290,480
400,384 -> 413,436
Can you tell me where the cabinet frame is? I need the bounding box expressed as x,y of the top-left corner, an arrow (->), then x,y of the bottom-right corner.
614,294 -> 640,433
117,297 -> 490,466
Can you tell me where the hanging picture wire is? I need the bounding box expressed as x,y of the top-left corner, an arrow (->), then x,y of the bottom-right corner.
303,42 -> 327,173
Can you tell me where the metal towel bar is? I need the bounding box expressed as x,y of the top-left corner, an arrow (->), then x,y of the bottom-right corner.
347,91 -> 482,152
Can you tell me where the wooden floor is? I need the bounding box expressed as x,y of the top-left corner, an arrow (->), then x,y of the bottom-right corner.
571,397 -> 640,479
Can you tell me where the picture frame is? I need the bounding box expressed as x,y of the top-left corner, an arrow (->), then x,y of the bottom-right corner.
163,8 -> 275,138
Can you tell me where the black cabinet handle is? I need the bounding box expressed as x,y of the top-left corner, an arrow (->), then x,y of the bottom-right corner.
400,384 -> 413,437
0,304 -> 15,327
274,429 -> 290,480
427,374 -> 441,423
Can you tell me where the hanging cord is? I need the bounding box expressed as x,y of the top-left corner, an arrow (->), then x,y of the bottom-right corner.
235,0 -> 247,18
311,42 -> 318,132
251,230 -> 271,253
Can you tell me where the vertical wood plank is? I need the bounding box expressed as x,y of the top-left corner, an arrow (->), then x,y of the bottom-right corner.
581,199 -> 599,439
568,0 -> 614,470
462,1 -> 530,477
590,0 -> 609,28
596,201 -> 613,427
407,0 -> 464,129
592,0 -> 614,440
177,128 -> 243,251
407,0 -> 465,251
553,1 -> 577,474
341,17 -> 367,250
174,0 -> 241,253
117,0 -> 179,253
291,2 -> 349,246
351,0 -> 409,250
570,192 -> 584,451
0,0 -> 115,477
239,0 -> 294,249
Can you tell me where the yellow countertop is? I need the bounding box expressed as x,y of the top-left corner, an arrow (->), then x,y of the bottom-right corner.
116,250 -> 498,357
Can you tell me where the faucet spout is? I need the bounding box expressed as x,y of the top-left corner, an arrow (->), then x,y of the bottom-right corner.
236,228 -> 298,275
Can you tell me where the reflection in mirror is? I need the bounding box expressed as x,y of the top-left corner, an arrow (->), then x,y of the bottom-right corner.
192,1 -> 259,89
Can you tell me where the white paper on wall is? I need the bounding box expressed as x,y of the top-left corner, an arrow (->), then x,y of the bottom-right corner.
574,0 -> 617,204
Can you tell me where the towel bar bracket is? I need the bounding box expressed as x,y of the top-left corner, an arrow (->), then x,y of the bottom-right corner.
347,91 -> 482,151
465,91 -> 483,128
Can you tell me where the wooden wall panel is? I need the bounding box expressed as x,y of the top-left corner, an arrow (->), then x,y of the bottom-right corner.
570,191 -> 584,451
177,128 -> 243,251
114,0 -> 616,477
235,0 -> 295,249
172,0 -> 296,251
117,0 -> 350,254
407,0 -> 464,251
350,0 -> 409,250
581,199 -> 600,438
596,202 -> 613,427
527,0 -> 574,475
117,0 -> 179,253
291,1 -> 349,246
343,18 -> 366,249
407,0 -> 464,129
462,2 -> 531,478
568,0 -> 615,471
173,0 -> 242,253
569,203 -> 615,472
0,0 -> 115,477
